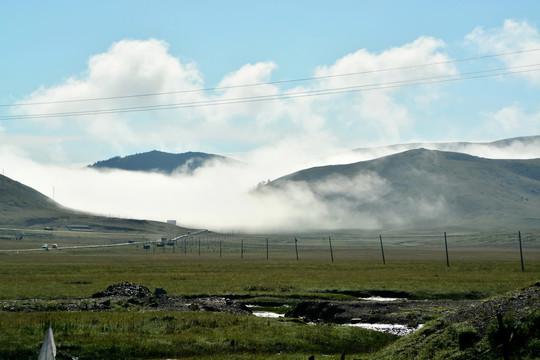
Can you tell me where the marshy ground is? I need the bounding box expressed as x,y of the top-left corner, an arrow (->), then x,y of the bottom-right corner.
1,229 -> 539,359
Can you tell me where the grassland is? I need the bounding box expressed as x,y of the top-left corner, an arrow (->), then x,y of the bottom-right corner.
1,228 -> 539,359
0,311 -> 398,360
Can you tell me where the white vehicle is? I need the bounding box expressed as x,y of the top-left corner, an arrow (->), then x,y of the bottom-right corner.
52,244 -> 58,249
42,244 -> 48,250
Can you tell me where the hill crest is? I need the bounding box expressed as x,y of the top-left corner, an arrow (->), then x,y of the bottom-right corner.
89,150 -> 237,174
265,148 -> 540,231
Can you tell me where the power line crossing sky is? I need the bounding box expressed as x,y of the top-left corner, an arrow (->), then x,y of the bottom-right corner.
0,0 -> 539,163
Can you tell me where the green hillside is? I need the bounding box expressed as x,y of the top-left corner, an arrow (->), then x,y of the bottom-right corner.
268,149 -> 540,231
89,150 -> 238,174
0,174 -> 188,233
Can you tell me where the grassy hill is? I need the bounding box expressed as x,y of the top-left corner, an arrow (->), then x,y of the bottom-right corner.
267,149 -> 540,231
0,174 -> 188,233
88,150 -> 238,174
368,282 -> 540,360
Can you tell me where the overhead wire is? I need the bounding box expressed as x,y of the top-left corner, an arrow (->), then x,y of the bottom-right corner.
2,64 -> 540,121
1,65 -> 539,121
1,47 -> 539,109
1,52 -> 539,121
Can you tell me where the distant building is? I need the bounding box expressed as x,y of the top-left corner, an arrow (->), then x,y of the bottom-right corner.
166,220 -> 176,225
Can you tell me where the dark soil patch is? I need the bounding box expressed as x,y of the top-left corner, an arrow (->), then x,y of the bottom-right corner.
286,299 -> 475,326
0,282 -> 251,315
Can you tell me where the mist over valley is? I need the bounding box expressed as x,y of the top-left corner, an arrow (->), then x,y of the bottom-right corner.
3,136 -> 540,233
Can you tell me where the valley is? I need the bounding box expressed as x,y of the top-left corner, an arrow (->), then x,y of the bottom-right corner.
1,137 -> 540,359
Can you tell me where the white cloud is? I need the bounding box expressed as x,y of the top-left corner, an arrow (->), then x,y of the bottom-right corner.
483,105 -> 540,139
465,19 -> 540,85
15,39 -> 206,151
309,36 -> 457,144
207,61 -> 280,122
10,36 -> 459,163
315,36 -> 455,85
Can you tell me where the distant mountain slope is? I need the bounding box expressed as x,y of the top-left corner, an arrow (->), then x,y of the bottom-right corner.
88,150 -> 237,174
349,135 -> 540,161
0,174 -> 187,232
0,174 -> 62,214
266,149 -> 540,231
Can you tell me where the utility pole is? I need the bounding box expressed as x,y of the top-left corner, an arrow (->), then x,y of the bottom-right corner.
519,231 -> 525,272
444,232 -> 450,268
379,235 -> 386,265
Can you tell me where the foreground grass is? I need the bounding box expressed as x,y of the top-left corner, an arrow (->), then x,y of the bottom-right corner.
0,311 -> 396,360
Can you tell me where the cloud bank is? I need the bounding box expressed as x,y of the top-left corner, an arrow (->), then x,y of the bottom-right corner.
7,33 -> 460,163
3,135 -> 540,232
466,19 -> 540,85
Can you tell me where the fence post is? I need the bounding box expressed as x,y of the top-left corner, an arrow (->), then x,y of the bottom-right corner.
295,238 -> 299,261
497,313 -> 510,360
519,231 -> 525,272
241,239 -> 244,259
198,238 -> 201,256
379,235 -> 386,265
444,232 -> 449,268
329,236 -> 334,263
266,238 -> 269,260
219,240 -> 222,258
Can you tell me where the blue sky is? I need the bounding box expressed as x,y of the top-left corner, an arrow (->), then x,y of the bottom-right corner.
1,0 -> 540,164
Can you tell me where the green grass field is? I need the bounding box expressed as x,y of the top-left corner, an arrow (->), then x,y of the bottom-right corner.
1,228 -> 539,359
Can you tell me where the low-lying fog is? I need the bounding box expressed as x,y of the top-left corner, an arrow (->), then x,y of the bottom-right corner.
2,137 -> 540,232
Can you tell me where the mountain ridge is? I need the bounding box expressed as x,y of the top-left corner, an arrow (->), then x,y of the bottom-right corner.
88,150 -> 238,174
352,135 -> 540,154
266,148 -> 540,231
0,174 -> 187,233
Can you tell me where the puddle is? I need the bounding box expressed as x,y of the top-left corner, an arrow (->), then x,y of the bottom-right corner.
252,311 -> 284,318
247,304 -> 288,318
345,323 -> 423,336
361,296 -> 402,302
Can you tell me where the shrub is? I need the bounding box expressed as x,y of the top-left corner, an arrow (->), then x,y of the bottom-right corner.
487,312 -> 540,359
528,338 -> 540,358
457,325 -> 478,350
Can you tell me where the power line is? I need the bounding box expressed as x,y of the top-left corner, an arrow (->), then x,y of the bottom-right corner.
2,48 -> 539,108
1,64 -> 538,122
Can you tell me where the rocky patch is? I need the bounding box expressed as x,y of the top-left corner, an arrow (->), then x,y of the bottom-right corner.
1,283 -> 250,315
91,282 -> 152,298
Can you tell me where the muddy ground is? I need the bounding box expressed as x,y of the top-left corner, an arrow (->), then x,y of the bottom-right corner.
285,298 -> 476,326
0,282 -> 480,327
0,282 -> 251,315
